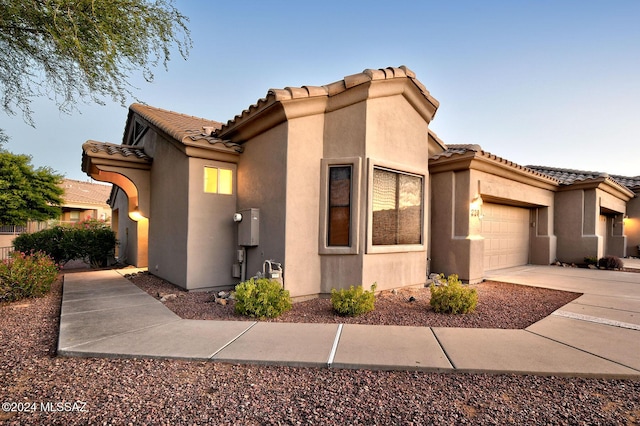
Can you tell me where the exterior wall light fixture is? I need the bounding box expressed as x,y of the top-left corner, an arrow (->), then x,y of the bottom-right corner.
128,208 -> 145,222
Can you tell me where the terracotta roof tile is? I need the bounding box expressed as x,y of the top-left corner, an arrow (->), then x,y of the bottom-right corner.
60,179 -> 111,206
528,165 -> 640,190
129,103 -> 223,142
127,104 -> 243,152
218,66 -> 439,136
430,145 -> 559,182
83,141 -> 152,162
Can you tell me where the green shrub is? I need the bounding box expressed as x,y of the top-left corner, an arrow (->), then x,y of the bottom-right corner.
13,219 -> 117,267
234,278 -> 292,318
331,283 -> 377,316
0,251 -> 59,302
584,256 -> 598,266
598,255 -> 624,270
429,274 -> 478,314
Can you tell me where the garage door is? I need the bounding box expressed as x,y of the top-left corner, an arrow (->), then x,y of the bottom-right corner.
482,203 -> 530,271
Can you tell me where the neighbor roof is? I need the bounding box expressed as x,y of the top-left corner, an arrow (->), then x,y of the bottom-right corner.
61,179 -> 112,206
527,165 -> 640,191
430,144 -> 560,183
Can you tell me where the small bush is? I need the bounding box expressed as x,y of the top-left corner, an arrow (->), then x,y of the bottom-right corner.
13,219 -> 116,267
429,274 -> 478,314
331,283 -> 377,316
584,256 -> 598,266
0,251 -> 59,302
598,255 -> 624,270
234,278 -> 292,318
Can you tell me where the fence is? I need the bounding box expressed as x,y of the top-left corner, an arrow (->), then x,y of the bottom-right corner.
0,246 -> 14,261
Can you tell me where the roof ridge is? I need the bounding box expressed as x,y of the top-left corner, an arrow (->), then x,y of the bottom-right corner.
217,65 -> 439,137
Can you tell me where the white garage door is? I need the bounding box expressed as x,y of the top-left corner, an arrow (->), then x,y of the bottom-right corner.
482,203 -> 531,271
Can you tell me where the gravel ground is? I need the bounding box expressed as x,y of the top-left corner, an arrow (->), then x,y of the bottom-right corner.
130,272 -> 581,329
1,275 -> 639,425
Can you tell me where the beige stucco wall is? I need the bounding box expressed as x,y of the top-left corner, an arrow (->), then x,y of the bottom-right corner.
625,195 -> 640,257
283,115 -> 324,298
320,101 -> 367,293
429,166 -> 556,283
236,124 -> 288,283
145,131 -> 190,287
555,187 -> 627,263
111,188 -> 142,266
185,157 -> 237,290
361,94 -> 430,291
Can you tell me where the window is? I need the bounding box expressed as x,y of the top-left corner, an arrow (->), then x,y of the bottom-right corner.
372,167 -> 423,245
327,166 -> 352,246
319,157 -> 361,255
204,167 -> 233,194
69,211 -> 81,222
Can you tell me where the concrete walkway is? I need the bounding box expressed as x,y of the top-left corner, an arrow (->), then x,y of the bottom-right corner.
58,264 -> 640,378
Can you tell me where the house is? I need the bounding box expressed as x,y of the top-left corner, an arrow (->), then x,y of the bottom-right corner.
58,179 -> 112,224
80,66 -> 638,297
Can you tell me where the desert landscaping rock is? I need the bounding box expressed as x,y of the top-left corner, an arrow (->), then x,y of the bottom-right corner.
129,273 -> 582,329
1,276 -> 639,424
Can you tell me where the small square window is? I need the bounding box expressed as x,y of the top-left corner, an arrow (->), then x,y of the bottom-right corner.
204,167 -> 233,195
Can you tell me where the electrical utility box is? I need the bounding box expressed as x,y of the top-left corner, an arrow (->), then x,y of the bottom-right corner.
237,208 -> 259,246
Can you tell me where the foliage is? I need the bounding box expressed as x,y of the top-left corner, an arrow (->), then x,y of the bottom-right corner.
598,255 -> 624,270
13,219 -> 116,267
0,251 -> 59,302
429,274 -> 478,314
0,150 -> 63,225
234,278 -> 292,318
331,283 -> 377,316
0,0 -> 191,127
584,256 -> 598,266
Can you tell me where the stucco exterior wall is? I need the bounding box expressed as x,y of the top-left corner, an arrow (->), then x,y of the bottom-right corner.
111,188 -> 141,266
320,101 -> 367,293
236,124 -> 288,283
429,166 -> 556,283
185,157 -> 237,290
555,187 -> 627,263
145,132 -> 190,287
361,94 -> 430,291
283,115 -> 324,298
625,195 -> 640,257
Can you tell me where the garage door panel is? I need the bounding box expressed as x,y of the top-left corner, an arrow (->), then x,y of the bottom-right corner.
482,203 -> 530,271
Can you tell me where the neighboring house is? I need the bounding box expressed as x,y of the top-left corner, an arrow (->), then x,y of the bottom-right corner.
80,66 -> 639,297
0,179 -> 112,255
59,179 -> 112,224
429,149 -> 634,283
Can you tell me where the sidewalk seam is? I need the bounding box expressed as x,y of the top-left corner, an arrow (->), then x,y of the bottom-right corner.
430,328 -> 456,370
58,318 -> 183,351
326,324 -> 343,368
525,329 -> 640,373
208,321 -> 258,359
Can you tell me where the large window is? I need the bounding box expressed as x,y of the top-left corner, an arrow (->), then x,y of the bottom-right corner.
327,166 -> 352,246
372,167 -> 423,245
204,167 -> 233,194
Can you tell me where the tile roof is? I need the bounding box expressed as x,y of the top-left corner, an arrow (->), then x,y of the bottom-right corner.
61,179 -> 112,206
528,165 -> 640,191
128,104 -> 243,152
129,103 -> 223,141
83,141 -> 152,162
430,144 -> 559,182
217,66 -> 439,136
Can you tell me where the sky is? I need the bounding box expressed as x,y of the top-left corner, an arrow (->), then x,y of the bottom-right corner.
1,0 -> 639,181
